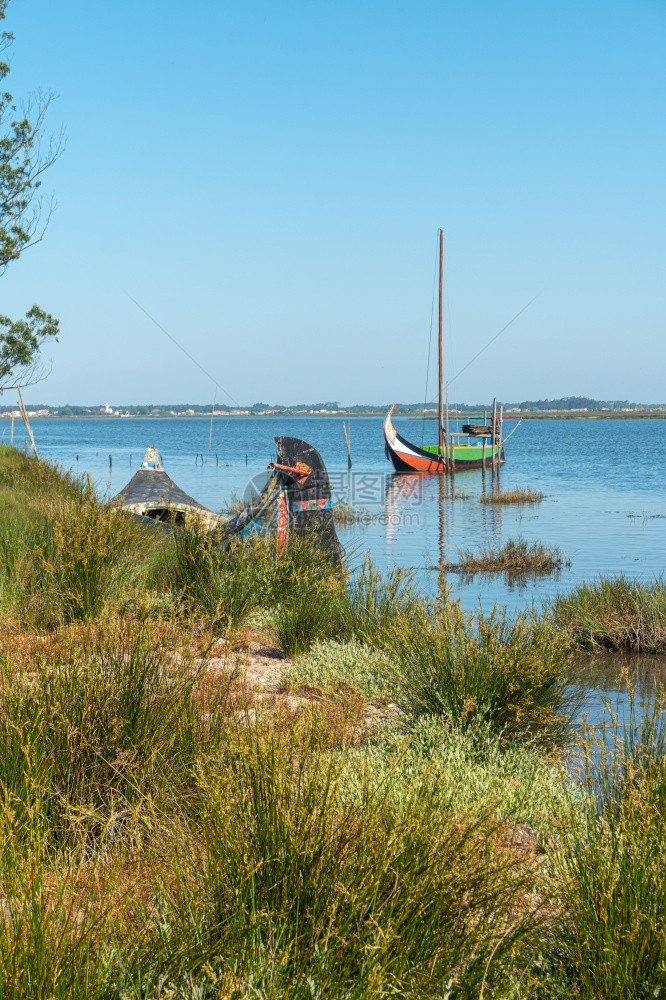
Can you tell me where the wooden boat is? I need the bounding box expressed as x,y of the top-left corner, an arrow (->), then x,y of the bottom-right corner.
111,447 -> 223,528
383,229 -> 505,474
111,440 -> 342,559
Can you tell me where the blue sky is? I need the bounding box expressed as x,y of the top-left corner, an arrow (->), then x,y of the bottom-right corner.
3,0 -> 665,406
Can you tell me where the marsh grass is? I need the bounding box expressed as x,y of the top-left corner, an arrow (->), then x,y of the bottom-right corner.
149,723 -> 542,999
547,690 -> 666,998
0,621 -> 233,851
481,488 -> 544,505
385,603 -> 578,750
2,449 -> 664,997
553,576 -> 666,653
0,499 -> 154,629
447,537 -> 568,575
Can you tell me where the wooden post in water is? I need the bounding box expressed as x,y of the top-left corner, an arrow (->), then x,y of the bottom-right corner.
342,420 -> 352,470
445,380 -> 450,474
491,397 -> 497,473
10,415 -> 14,447
499,405 -> 504,471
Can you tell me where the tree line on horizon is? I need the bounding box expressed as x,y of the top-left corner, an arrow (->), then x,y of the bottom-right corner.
1,396 -> 663,416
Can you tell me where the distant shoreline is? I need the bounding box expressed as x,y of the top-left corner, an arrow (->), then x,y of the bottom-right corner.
1,411 -> 665,421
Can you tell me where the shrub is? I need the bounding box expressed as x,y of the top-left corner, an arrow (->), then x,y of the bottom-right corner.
387,603 -> 577,750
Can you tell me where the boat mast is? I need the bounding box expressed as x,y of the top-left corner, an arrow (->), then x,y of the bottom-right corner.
437,228 -> 444,456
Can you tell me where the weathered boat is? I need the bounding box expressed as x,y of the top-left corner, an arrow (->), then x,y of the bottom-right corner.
111,447 -> 223,528
383,229 -> 505,474
112,440 -> 343,559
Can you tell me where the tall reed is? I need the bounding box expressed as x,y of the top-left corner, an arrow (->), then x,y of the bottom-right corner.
549,690 -> 666,998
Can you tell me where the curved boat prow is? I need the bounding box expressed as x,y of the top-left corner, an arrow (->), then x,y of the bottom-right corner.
383,405 -> 397,448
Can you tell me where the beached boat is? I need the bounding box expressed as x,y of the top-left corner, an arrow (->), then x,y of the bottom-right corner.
111,447 -> 223,528
111,439 -> 343,558
383,229 -> 505,474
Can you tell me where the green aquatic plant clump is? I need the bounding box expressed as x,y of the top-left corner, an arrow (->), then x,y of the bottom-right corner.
447,537 -> 569,575
553,576 -> 666,653
480,487 -> 545,505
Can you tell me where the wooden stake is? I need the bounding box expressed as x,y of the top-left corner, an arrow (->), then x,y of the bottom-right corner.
17,387 -> 39,459
342,420 -> 352,469
491,397 -> 497,473
499,405 -> 504,468
445,380 -> 450,473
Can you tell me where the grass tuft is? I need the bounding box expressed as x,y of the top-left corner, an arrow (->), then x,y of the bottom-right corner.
447,537 -> 569,575
385,602 -> 578,750
553,576 -> 666,653
547,690 -> 666,999
481,487 -> 545,505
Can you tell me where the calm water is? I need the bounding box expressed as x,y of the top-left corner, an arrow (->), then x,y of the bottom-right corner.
10,414 -> 665,614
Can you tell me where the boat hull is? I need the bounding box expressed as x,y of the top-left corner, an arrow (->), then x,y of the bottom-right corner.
383,407 -> 503,473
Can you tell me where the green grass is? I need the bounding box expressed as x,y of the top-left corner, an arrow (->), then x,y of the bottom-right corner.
282,638 -> 395,701
332,501 -> 378,525
553,576 -> 666,653
384,602 -> 578,750
0,449 -> 665,997
480,488 -> 545,505
447,537 -> 569,575
546,693 -> 666,998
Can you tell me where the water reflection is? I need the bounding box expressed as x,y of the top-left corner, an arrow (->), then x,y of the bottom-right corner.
572,652 -> 666,731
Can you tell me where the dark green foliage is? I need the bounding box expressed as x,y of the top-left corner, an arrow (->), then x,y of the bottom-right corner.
0,0 -> 61,387
0,305 -> 59,383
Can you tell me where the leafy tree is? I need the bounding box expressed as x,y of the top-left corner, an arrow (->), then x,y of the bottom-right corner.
0,0 -> 60,389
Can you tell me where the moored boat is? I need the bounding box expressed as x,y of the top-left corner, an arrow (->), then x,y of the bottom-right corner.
383,229 -> 505,474
384,406 -> 503,473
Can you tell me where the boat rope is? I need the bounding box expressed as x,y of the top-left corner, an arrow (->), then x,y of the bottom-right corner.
501,418 -> 523,445
215,473 -> 280,540
448,292 -> 541,386
126,293 -> 276,448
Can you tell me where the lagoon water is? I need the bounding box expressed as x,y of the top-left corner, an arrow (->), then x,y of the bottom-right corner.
12,413 -> 665,611
6,413 -> 666,723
